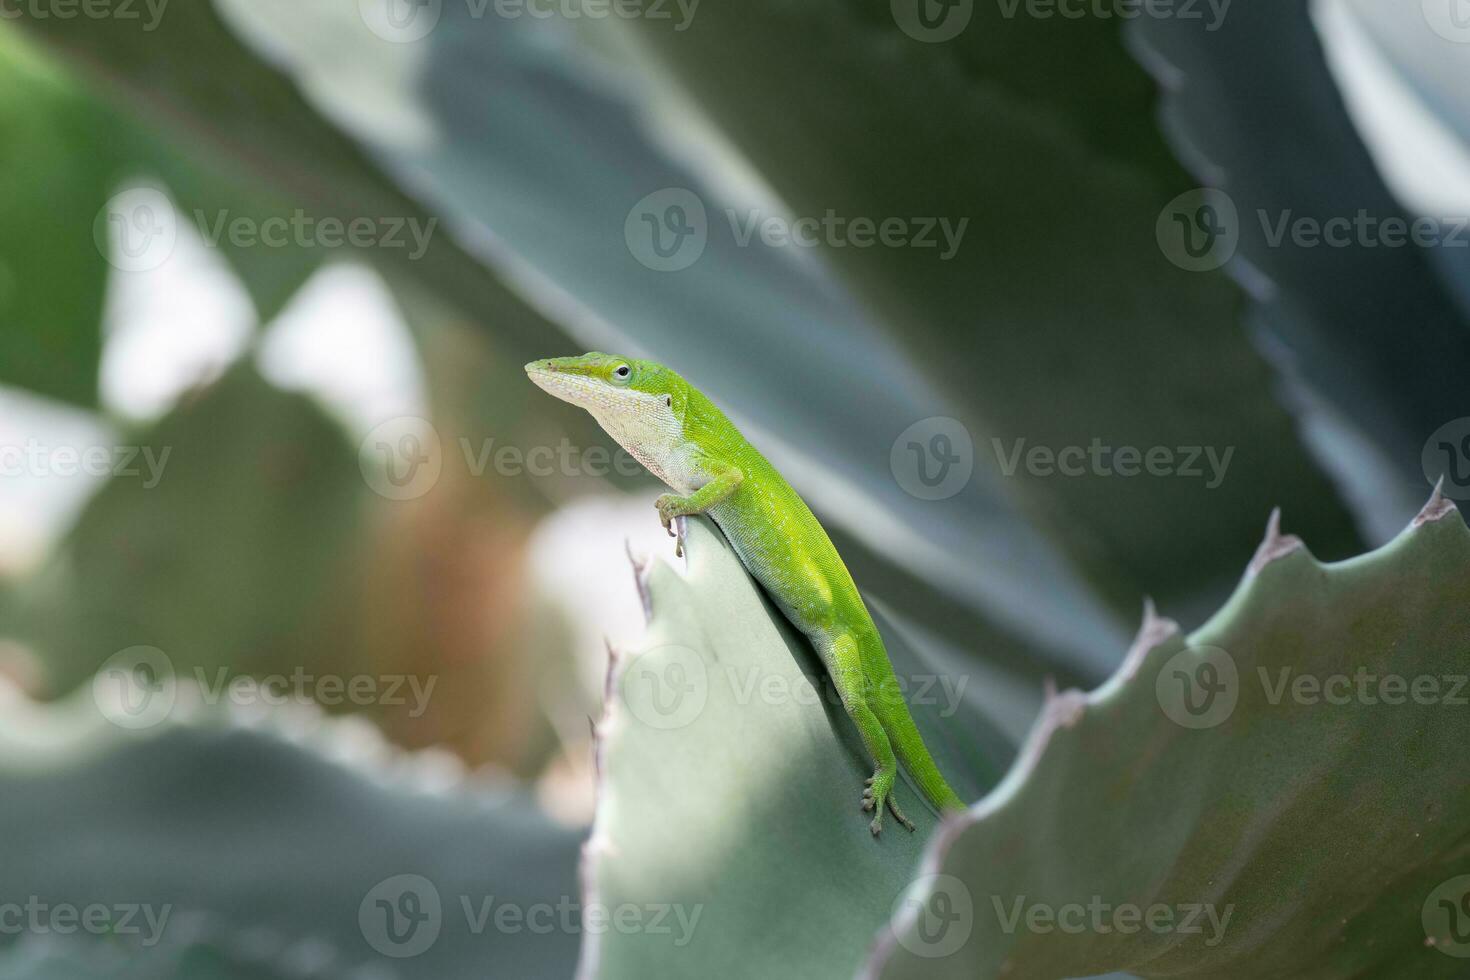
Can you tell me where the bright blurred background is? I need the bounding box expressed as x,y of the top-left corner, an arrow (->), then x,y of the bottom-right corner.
2,0 -> 1469,977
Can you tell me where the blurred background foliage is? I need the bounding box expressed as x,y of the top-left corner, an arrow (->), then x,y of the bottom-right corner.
0,0 -> 1467,977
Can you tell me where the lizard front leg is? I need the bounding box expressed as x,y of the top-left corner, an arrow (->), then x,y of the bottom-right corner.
655,466 -> 743,557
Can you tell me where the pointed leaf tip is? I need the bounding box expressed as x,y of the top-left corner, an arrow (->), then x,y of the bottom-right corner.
1249,506 -> 1304,576
1413,475 -> 1458,528
1118,597 -> 1181,681
624,539 -> 654,623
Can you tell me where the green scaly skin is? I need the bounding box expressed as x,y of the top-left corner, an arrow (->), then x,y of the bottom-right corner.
527,352 -> 966,836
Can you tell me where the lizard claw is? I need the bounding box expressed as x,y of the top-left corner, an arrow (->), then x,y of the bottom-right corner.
889,798 -> 916,832
864,769 -> 912,836
654,495 -> 682,556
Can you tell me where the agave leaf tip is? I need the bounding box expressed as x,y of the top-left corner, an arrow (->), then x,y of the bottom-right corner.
1249,506 -> 1304,576
1413,475 -> 1458,528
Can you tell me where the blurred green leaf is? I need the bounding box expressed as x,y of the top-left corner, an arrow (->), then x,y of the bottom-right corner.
0,710 -> 584,978
613,0 -> 1365,609
0,4 -> 569,356
1130,3 -> 1470,528
0,36 -> 111,406
2,1 -> 1135,691
0,29 -> 326,407
6,363 -> 366,696
0,938 -> 289,980
377,4 -> 1138,677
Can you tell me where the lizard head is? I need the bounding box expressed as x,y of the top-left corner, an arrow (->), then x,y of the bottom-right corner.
525,353 -> 688,459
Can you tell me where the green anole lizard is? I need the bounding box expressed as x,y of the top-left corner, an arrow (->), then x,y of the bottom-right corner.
527,352 -> 966,835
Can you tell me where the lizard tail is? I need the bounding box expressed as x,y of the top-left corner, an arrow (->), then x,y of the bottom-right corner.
876,697 -> 967,813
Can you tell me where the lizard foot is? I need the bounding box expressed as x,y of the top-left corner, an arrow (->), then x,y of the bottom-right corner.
862,773 -> 915,836
654,495 -> 687,558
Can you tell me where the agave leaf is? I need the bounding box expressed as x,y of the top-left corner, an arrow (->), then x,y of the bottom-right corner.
0,937 -> 291,980
583,518 -> 1013,980
0,30 -> 322,408
1,0 -> 1134,686
3,363 -> 366,696
868,493 -> 1470,979
0,2 -> 571,361
0,35 -> 113,407
1330,0 -> 1470,215
405,4 -> 1128,677
610,0 -> 1364,612
1128,3 -> 1470,528
0,694 -> 584,979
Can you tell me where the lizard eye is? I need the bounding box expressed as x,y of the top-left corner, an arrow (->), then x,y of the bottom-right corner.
612,364 -> 632,383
